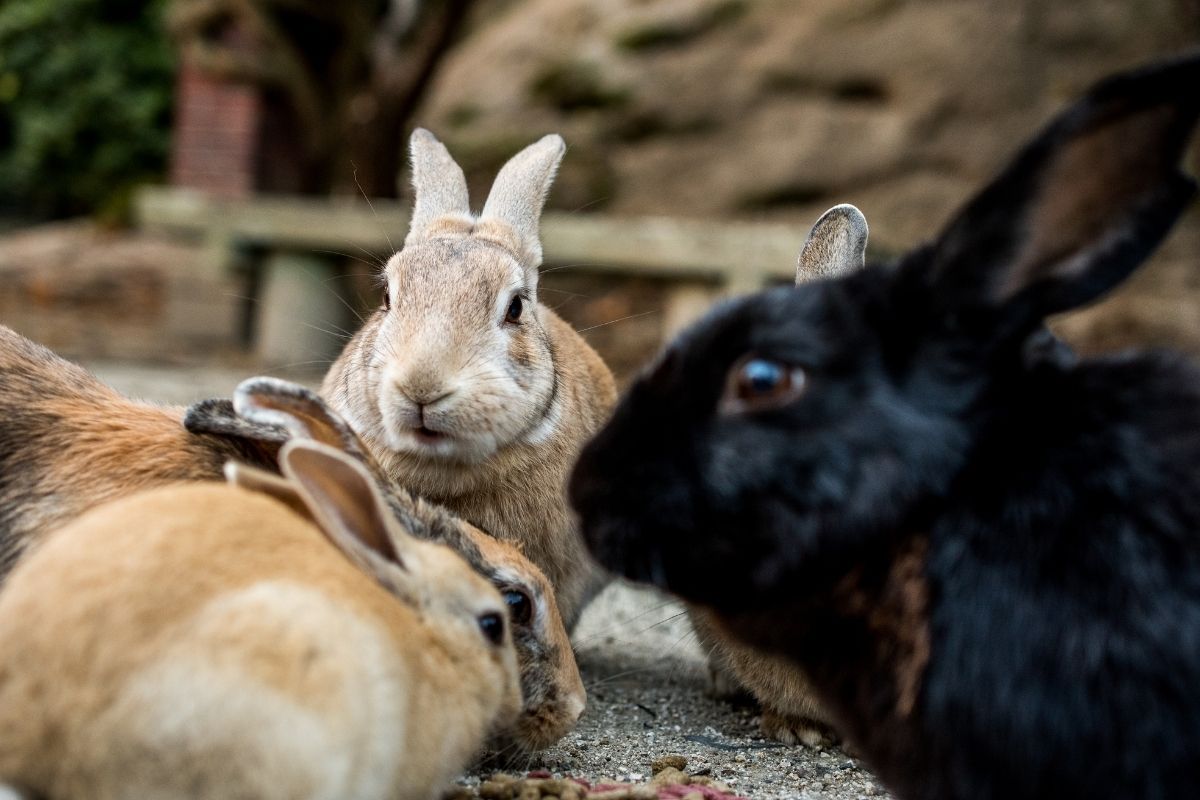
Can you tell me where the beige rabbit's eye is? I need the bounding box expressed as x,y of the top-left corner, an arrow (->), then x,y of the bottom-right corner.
381,282 -> 391,312
505,295 -> 523,324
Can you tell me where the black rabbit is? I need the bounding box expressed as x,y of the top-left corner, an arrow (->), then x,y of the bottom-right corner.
570,52 -> 1200,800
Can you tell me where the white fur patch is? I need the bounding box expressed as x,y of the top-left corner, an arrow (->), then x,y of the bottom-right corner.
522,389 -> 562,446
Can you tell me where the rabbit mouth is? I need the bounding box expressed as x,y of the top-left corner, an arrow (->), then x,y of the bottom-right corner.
383,421 -> 499,464
412,425 -> 447,443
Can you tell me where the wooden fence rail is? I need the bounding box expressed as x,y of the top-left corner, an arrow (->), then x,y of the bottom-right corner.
136,187 -> 812,362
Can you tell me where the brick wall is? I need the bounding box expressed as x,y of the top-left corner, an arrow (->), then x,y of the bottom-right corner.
169,62 -> 261,198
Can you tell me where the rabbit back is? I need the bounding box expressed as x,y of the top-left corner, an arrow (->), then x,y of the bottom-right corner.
0,325 -> 271,579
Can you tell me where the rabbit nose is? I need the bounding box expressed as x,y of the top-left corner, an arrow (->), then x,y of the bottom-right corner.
395,379 -> 454,409
564,689 -> 586,723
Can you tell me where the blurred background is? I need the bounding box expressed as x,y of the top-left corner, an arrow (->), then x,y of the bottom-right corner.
0,0 -> 1198,400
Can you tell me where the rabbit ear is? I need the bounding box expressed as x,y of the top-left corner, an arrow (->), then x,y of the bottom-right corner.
224,460 -> 313,521
280,440 -> 412,588
923,52 -> 1200,328
234,377 -> 396,489
405,127 -> 471,247
479,133 -> 565,269
796,204 -> 869,285
183,398 -> 286,464
234,377 -> 371,456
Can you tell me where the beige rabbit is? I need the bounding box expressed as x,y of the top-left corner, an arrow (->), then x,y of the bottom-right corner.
689,205 -> 869,746
0,335 -> 583,752
323,129 -> 617,629
0,440 -> 521,800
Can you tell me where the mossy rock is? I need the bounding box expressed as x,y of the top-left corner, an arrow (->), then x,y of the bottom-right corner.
615,0 -> 748,52
528,61 -> 631,113
605,109 -> 719,144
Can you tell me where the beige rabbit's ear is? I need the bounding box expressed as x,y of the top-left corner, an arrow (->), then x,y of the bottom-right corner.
280,440 -> 413,592
796,204 -> 869,286
224,460 -> 313,522
479,133 -> 565,270
405,127 -> 471,247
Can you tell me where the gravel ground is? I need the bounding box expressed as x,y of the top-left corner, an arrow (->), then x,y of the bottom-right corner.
87,360 -> 891,800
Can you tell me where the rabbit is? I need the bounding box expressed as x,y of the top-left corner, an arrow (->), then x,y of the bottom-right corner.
195,376 -> 587,751
569,51 -> 1200,800
0,331 -> 584,753
687,205 -> 870,747
322,129 -> 618,631
0,438 -> 522,800
0,323 -> 282,577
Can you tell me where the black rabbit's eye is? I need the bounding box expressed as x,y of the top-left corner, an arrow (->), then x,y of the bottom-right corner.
505,295 -> 523,324
502,588 -> 533,626
721,356 -> 807,414
477,611 -> 506,645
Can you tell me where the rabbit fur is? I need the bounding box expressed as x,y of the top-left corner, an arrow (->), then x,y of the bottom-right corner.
0,324 -> 278,577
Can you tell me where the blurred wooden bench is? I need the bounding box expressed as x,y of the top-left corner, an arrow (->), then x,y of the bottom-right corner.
135,187 -> 807,364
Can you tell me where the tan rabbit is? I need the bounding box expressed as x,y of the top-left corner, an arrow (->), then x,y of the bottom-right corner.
0,440 -> 521,800
0,333 -> 583,752
323,129 -> 617,629
689,205 -> 869,746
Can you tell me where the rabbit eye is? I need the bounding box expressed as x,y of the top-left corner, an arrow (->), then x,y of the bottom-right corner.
502,588 -> 533,627
505,295 -> 523,324
721,356 -> 807,414
477,611 -> 506,645
381,282 -> 391,312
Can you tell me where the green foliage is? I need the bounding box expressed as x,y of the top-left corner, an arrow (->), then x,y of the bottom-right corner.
0,0 -> 174,219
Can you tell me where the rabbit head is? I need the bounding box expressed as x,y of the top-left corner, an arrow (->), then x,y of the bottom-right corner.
332,129 -> 566,466
570,52 -> 1200,612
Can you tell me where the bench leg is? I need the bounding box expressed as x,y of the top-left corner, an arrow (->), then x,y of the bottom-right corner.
254,252 -> 351,369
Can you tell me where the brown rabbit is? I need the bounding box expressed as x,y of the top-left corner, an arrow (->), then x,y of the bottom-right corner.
0,440 -> 521,800
0,331 -> 584,751
323,129 -> 617,629
211,376 -> 587,750
0,323 -> 278,577
688,205 -> 869,746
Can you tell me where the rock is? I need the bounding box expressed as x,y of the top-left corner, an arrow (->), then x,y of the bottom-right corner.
650,755 -> 688,774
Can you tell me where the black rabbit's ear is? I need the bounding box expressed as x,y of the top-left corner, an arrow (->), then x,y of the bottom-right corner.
924,52 -> 1200,327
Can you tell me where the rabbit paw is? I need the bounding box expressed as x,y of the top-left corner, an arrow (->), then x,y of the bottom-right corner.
760,708 -> 835,748
705,657 -> 753,702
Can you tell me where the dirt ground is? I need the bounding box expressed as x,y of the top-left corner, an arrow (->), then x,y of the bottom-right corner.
87,360 -> 890,800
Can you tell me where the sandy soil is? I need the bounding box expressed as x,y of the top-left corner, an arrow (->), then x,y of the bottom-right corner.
86,360 -> 891,800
